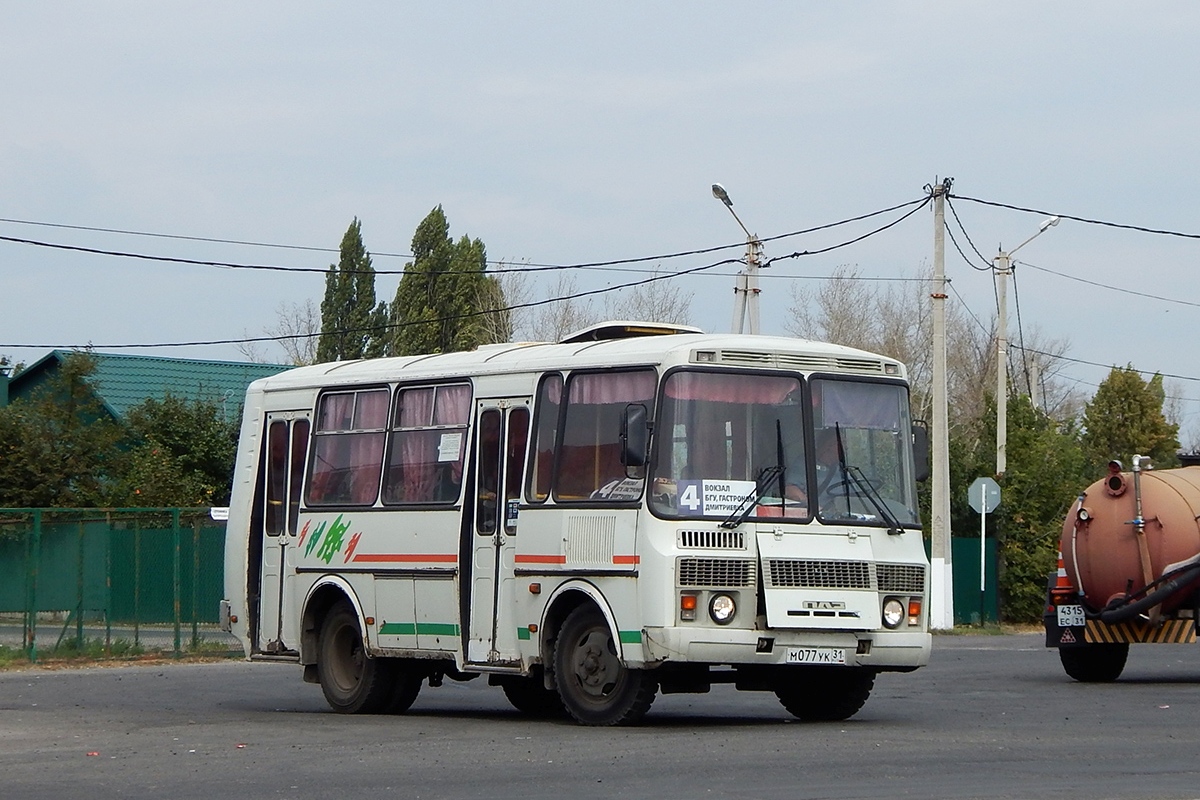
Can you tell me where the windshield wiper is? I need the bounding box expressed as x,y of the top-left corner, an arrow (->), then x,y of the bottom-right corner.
843,465 -> 904,535
720,465 -> 783,529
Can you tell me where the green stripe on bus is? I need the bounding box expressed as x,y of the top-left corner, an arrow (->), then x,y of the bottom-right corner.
619,630 -> 642,644
379,622 -> 460,636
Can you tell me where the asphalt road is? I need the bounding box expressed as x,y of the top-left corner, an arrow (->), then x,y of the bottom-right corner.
3,634 -> 1200,800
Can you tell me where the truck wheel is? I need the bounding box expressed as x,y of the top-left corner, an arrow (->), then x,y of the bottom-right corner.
552,604 -> 656,726
317,600 -> 395,714
1059,643 -> 1128,682
775,667 -> 876,721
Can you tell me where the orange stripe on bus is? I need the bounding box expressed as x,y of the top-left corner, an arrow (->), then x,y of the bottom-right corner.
352,553 -> 458,564
612,555 -> 640,565
515,554 -> 568,564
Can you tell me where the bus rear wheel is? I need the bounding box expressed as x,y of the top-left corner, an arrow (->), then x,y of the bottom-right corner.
317,600 -> 395,714
775,667 -> 876,722
1059,643 -> 1128,682
552,605 -> 656,726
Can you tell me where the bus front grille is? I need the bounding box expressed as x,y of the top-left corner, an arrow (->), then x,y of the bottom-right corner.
678,558 -> 756,587
767,559 -> 871,589
876,563 -> 926,593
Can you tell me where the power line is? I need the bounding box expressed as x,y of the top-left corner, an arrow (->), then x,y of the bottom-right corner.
1018,259 -> 1200,309
944,198 -> 993,269
0,196 -> 928,276
3,256 -> 743,349
1018,345 -> 1200,384
764,195 -> 932,265
949,195 -> 1200,241
3,198 -> 930,351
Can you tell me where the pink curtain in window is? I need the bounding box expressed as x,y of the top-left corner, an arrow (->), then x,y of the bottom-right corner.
665,371 -> 797,404
318,393 -> 354,432
434,384 -> 472,424
354,390 -> 389,429
567,370 -> 655,404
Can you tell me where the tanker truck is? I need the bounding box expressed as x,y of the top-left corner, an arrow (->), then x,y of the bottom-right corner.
1044,455 -> 1200,681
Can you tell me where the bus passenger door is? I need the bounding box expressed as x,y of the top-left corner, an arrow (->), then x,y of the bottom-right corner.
466,400 -> 530,666
256,413 -> 310,655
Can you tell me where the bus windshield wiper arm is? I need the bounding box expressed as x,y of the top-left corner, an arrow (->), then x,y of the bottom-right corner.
720,465 -> 783,529
844,465 -> 903,535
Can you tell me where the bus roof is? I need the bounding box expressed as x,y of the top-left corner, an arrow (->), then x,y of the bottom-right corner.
248,327 -> 907,394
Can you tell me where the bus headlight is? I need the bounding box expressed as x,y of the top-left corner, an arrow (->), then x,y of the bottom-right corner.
709,594 -> 736,624
882,597 -> 905,629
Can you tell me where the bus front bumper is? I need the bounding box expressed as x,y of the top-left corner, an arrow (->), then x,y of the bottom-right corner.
637,626 -> 931,671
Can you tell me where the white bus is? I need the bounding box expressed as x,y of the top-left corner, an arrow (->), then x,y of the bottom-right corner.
222,321 -> 931,725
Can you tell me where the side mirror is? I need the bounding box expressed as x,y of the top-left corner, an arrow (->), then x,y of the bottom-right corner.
911,420 -> 930,483
621,403 -> 650,469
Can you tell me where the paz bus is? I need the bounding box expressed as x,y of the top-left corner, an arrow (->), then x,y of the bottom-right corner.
221,321 -> 931,725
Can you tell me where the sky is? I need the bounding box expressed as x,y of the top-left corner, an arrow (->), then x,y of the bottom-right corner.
3,3 -> 1200,441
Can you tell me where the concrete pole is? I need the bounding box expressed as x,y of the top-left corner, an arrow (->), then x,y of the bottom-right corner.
995,253 -> 1010,477
930,181 -> 954,630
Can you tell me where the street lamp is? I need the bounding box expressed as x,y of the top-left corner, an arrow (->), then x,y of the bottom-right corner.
711,183 -> 764,334
994,216 -> 1059,476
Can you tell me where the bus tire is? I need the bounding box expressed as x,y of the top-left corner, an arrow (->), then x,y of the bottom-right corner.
317,600 -> 394,714
385,666 -> 424,714
498,669 -> 566,718
552,604 -> 656,726
1059,643 -> 1128,682
775,667 -> 875,722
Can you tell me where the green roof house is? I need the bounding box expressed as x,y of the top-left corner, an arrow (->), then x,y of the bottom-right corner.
2,350 -> 290,419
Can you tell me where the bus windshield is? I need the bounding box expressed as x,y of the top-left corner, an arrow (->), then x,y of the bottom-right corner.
648,370 -> 919,527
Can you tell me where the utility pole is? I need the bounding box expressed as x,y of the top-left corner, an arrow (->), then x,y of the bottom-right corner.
993,215 -> 1059,477
995,251 -> 1010,477
712,183 -> 763,334
929,178 -> 954,630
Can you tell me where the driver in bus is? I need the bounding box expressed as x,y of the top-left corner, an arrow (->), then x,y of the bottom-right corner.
784,429 -> 840,506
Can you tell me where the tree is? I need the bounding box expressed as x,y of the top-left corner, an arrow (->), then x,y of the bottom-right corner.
387,206 -> 491,356
524,272 -> 600,342
112,394 -> 241,507
0,353 -> 124,507
317,218 -> 385,362
989,396 -> 1090,621
1081,366 -> 1179,470
602,270 -> 693,325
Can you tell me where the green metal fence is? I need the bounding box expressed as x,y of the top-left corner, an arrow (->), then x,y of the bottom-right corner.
0,508 -> 227,661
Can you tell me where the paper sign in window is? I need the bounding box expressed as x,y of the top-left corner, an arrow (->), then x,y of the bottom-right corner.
438,432 -> 463,462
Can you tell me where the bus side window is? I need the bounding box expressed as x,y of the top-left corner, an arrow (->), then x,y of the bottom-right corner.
554,369 -> 656,502
476,409 -> 502,533
265,420 -> 289,535
505,408 -> 530,528
307,389 -> 387,507
527,374 -> 562,502
287,419 -> 309,534
384,383 -> 472,505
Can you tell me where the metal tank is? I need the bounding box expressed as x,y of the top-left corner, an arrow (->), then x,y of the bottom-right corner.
1063,461 -> 1200,614
1045,457 -> 1200,682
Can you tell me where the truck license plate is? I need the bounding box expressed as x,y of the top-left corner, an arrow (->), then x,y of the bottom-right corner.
786,647 -> 846,665
1056,604 -> 1086,627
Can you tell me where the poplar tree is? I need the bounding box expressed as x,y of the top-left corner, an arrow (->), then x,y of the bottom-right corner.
387,206 -> 492,356
317,218 -> 384,362
1082,366 -> 1179,469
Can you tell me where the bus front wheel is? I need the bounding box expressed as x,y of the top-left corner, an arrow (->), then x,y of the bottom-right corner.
552,605 -> 656,726
317,600 -> 395,714
775,667 -> 876,721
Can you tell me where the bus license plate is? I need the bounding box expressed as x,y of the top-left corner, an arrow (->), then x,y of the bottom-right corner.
787,647 -> 846,665
1057,604 -> 1086,627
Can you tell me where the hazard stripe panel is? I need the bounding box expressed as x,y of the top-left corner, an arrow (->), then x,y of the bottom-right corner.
1085,618 -> 1197,644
